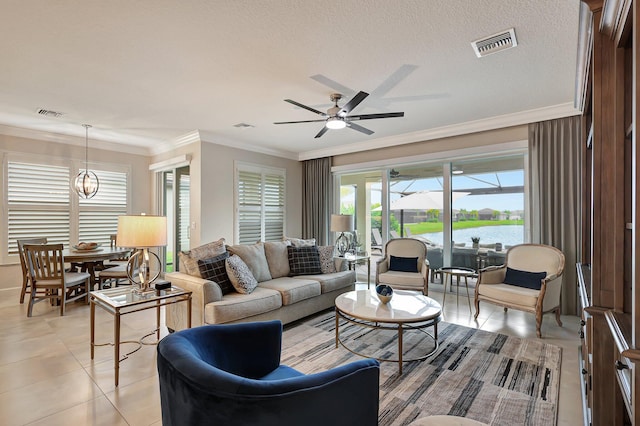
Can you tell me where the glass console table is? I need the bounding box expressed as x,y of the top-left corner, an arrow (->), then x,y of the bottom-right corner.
90,285 -> 192,386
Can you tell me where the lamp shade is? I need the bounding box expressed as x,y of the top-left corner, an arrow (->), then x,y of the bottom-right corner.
116,215 -> 167,248
330,214 -> 354,232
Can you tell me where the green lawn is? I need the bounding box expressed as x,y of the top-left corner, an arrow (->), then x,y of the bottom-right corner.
406,219 -> 524,234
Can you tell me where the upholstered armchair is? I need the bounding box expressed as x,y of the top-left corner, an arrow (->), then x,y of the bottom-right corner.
376,238 -> 429,295
474,244 -> 565,338
157,320 -> 380,426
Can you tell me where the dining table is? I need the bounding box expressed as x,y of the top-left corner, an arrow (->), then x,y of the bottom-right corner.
63,246 -> 131,289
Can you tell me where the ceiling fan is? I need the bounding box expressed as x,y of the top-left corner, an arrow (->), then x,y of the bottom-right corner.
274,91 -> 404,138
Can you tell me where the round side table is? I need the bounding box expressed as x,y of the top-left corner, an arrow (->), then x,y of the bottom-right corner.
438,266 -> 476,313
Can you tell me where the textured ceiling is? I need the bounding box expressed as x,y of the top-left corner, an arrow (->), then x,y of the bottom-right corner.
0,0 -> 581,159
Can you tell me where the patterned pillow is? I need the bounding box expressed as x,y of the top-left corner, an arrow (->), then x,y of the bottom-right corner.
178,238 -> 226,277
317,245 -> 337,274
288,246 -> 322,275
197,252 -> 234,295
225,254 -> 258,294
283,236 -> 317,247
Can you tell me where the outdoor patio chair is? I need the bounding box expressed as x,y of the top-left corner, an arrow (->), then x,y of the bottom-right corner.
371,228 -> 383,254
474,243 -> 565,338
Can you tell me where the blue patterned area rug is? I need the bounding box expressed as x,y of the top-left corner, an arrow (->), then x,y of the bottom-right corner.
281,310 -> 561,426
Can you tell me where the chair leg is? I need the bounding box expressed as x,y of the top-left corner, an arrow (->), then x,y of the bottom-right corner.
27,287 -> 36,317
536,310 -> 543,338
504,307 -> 508,312
85,278 -> 90,304
474,298 -> 480,320
20,275 -> 29,304
555,307 -> 563,326
60,287 -> 66,316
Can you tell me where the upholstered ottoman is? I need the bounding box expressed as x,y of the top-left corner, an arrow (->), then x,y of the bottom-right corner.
409,415 -> 488,426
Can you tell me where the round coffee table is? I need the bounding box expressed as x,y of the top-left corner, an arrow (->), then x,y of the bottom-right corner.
335,289 -> 442,374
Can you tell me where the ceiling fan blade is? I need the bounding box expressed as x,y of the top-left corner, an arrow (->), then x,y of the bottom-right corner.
284,99 -> 327,116
274,119 -> 326,124
309,75 -> 356,97
348,112 -> 404,120
346,122 -> 374,135
314,126 -> 329,138
339,91 -> 369,115
370,64 -> 419,98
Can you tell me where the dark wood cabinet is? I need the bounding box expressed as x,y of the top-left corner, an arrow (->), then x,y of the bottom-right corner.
578,0 -> 640,424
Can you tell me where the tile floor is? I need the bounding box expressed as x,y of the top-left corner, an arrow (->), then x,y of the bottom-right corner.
0,277 -> 583,426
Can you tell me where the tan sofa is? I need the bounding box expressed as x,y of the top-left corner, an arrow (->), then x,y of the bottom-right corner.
165,239 -> 355,331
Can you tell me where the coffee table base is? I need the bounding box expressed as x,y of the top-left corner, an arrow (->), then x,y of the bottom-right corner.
335,309 -> 441,374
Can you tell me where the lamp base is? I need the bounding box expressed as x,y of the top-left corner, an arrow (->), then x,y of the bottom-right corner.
336,232 -> 350,256
127,249 -> 162,294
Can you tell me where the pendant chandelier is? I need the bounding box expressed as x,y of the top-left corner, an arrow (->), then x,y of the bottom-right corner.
74,124 -> 99,199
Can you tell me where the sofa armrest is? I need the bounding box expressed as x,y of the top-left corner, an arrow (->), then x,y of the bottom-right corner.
375,257 -> 389,285
165,271 -> 223,330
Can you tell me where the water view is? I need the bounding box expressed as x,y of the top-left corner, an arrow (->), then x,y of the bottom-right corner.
419,225 -> 524,247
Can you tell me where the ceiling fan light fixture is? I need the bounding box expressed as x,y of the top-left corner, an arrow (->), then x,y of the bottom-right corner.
325,117 -> 347,130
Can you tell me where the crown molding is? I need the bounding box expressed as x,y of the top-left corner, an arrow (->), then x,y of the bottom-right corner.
198,130 -> 299,160
298,102 -> 581,161
0,123 -> 152,156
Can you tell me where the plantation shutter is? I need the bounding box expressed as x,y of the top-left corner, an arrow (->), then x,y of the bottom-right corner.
237,166 -> 285,244
78,170 -> 128,245
7,162 -> 70,255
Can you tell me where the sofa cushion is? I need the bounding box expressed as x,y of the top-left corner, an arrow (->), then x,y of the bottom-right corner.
284,236 -> 316,247
178,238 -> 226,277
204,287 -> 282,324
389,255 -> 419,272
198,252 -> 234,295
264,241 -> 291,279
226,255 -> 258,294
293,270 -> 355,293
288,246 -> 322,275
317,245 -> 337,274
227,243 -> 272,282
503,267 -> 547,290
259,277 -> 321,305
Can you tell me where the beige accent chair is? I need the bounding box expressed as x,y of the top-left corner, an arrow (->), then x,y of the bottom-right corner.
474,243 -> 565,338
376,238 -> 429,295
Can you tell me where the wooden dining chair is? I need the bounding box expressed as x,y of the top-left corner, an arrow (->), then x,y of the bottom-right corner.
98,251 -> 138,289
23,243 -> 91,317
17,237 -> 47,304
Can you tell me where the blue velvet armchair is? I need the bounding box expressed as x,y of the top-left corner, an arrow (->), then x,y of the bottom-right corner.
157,320 -> 380,426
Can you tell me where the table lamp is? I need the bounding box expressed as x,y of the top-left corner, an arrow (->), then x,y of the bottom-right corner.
116,214 -> 167,294
330,214 -> 354,256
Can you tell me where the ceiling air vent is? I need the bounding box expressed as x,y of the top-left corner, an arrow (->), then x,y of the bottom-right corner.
471,28 -> 517,58
37,108 -> 65,118
233,123 -> 254,128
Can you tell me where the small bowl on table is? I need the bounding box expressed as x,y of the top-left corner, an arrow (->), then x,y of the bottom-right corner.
375,284 -> 393,304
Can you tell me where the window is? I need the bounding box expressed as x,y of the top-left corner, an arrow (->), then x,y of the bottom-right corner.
3,157 -> 129,263
6,161 -> 71,256
235,163 -> 285,244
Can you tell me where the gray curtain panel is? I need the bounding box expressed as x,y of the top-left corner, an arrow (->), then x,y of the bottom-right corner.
302,157 -> 332,245
528,116 -> 581,315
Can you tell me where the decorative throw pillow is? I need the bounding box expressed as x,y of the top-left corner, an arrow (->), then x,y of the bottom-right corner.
225,255 -> 258,294
288,245 -> 322,275
178,238 -> 226,277
317,245 -> 337,274
227,242 -> 272,282
283,236 -> 317,247
504,267 -> 547,290
389,255 -> 419,272
263,240 -> 291,279
197,252 -> 234,295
